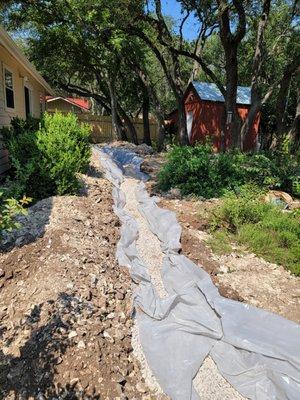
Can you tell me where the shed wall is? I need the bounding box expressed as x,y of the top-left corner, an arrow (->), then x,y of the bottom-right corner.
184,88 -> 260,151
46,99 -> 87,114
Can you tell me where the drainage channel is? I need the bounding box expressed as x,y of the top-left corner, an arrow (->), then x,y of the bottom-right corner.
97,145 -> 300,400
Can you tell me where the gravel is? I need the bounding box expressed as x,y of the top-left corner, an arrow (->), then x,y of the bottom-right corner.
120,177 -> 245,400
121,178 -> 167,398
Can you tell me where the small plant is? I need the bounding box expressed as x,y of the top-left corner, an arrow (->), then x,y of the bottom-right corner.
292,177 -> 300,197
209,184 -> 300,276
206,231 -> 232,255
0,192 -> 31,236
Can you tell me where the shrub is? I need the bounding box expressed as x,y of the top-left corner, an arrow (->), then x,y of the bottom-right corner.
158,145 -> 300,198
210,184 -> 300,275
37,113 -> 91,195
0,116 -> 40,143
1,113 -> 91,201
0,192 -> 31,237
158,144 -> 224,198
2,127 -> 52,200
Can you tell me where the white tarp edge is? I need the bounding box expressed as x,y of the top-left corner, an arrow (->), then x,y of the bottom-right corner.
96,146 -> 300,400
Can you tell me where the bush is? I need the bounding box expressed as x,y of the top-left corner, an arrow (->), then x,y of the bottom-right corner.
158,144 -> 224,198
1,113 -> 91,201
0,116 -> 40,143
37,113 -> 91,195
0,192 -> 31,237
158,145 -> 300,198
210,184 -> 300,275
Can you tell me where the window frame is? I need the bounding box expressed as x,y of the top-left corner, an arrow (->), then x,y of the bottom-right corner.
3,66 -> 15,111
24,82 -> 33,117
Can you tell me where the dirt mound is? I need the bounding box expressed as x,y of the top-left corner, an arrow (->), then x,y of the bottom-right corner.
0,152 -> 153,399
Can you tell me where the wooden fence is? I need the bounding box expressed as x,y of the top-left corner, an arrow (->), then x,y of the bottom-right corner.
77,114 -> 159,144
0,113 -> 159,176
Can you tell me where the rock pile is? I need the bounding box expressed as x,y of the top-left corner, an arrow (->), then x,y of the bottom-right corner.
108,141 -> 155,156
0,151 -> 155,399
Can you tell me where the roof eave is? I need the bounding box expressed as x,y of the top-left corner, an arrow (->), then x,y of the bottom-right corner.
0,25 -> 55,96
46,96 -> 90,110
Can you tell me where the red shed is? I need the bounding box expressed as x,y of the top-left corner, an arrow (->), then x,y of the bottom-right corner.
170,81 -> 260,151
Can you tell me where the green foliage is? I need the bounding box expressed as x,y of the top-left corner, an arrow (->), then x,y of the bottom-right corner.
206,231 -> 232,255
210,185 -> 300,275
1,113 -> 91,201
158,144 -> 222,198
37,113 -> 91,195
292,177 -> 300,197
158,145 -> 300,198
0,192 -> 31,236
210,184 -> 271,233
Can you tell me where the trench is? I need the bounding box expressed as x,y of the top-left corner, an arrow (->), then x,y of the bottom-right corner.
121,177 -> 244,400
98,145 -> 300,400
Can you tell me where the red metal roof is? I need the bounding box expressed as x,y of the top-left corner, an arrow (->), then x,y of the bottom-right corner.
46,96 -> 91,110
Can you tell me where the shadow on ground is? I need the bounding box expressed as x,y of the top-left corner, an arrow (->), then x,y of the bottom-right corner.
0,293 -> 100,400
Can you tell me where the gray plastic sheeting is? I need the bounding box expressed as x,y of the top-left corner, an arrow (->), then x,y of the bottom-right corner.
102,145 -> 149,181
96,146 -> 300,400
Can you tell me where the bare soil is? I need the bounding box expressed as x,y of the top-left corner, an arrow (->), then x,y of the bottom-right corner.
0,151 -> 154,400
159,196 -> 300,323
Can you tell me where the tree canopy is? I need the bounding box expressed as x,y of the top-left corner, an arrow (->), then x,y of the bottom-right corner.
1,0 -> 299,151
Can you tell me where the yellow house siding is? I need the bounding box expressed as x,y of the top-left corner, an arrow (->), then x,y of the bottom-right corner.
0,41 -> 52,173
0,44 -> 47,127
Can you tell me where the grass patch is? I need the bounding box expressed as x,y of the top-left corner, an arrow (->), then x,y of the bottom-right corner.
206,231 -> 233,255
209,184 -> 300,275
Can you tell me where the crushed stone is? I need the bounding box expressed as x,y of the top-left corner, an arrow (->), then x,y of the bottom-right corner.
120,177 -> 245,400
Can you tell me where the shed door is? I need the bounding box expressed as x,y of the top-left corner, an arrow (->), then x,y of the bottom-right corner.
186,111 -> 193,142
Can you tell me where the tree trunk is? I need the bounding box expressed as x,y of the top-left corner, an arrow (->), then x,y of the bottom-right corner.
107,79 -> 123,140
273,72 -> 298,149
118,105 -> 138,145
142,94 -> 151,146
223,47 -> 242,149
178,98 -> 189,146
241,0 -> 271,150
240,102 -> 261,150
189,34 -> 205,83
128,60 -> 166,150
217,0 -> 246,150
289,86 -> 300,154
116,114 -> 128,141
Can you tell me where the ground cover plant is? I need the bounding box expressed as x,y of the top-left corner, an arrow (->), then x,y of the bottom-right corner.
158,144 -> 300,198
0,192 -> 31,237
209,184 -> 300,276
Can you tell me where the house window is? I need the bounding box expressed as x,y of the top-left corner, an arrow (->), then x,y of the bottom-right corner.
5,68 -> 15,109
24,86 -> 31,117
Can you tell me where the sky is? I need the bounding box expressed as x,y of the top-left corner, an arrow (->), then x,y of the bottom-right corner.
160,0 -> 199,41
